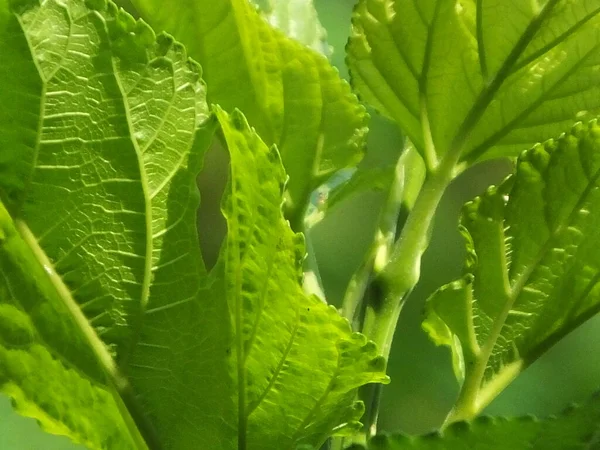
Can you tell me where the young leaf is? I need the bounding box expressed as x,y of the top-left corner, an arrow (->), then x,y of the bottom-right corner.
347,0 -> 600,169
127,107 -> 389,449
363,392 -> 600,449
130,0 -> 368,225
423,120 -> 600,420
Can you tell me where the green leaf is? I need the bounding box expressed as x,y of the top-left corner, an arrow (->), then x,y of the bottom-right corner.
0,202 -> 135,449
423,120 -> 600,420
365,392 -> 600,449
127,107 -> 389,449
130,0 -> 368,225
0,0 -> 207,447
347,0 -> 600,169
250,0 -> 330,56
1,0 -> 387,448
2,0 -> 209,356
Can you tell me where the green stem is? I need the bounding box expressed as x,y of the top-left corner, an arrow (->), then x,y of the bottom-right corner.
286,192 -> 327,300
357,149 -> 461,442
444,360 -> 523,425
362,159 -> 456,359
303,232 -> 326,300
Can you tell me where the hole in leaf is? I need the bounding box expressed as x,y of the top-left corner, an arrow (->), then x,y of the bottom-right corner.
197,136 -> 229,270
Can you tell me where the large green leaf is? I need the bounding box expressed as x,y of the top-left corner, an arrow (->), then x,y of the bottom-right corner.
2,0 -> 209,359
347,0 -> 600,169
361,393 -> 600,449
128,107 -> 389,449
0,2 -> 387,448
0,0 -> 208,446
130,0 -> 368,225
423,121 -> 600,420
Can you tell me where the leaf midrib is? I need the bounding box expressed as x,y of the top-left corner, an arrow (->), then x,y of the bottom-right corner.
110,56 -> 153,321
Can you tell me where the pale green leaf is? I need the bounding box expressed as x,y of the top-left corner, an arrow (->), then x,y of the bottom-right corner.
363,393 -> 600,449
130,0 -> 368,225
347,0 -> 600,168
251,0 -> 330,56
423,121 -> 600,418
127,107 -> 389,449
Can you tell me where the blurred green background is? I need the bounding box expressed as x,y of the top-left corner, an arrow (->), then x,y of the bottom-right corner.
3,0 -> 600,448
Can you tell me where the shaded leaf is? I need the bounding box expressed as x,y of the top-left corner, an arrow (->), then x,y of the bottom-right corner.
326,166 -> 396,212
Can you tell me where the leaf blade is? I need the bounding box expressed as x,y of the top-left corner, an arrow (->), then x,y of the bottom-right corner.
1,0 -> 210,446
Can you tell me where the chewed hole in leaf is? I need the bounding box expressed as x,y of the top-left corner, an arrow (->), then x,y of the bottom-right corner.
197,136 -> 229,270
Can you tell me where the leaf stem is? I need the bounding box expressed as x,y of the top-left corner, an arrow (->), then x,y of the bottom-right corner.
341,156 -> 405,326
287,194 -> 327,300
303,232 -> 327,300
356,145 -> 462,441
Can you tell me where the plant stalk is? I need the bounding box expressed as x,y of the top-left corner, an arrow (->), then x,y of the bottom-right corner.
362,161 -> 455,360
357,150 -> 461,441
